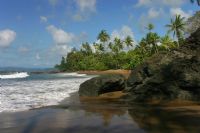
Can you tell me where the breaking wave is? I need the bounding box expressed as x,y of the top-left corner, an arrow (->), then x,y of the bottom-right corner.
0,72 -> 29,79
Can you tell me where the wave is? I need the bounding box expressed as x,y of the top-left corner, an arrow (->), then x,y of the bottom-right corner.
61,72 -> 87,77
0,76 -> 91,112
0,72 -> 29,79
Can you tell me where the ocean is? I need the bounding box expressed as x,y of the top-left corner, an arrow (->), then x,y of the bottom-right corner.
0,70 -> 92,113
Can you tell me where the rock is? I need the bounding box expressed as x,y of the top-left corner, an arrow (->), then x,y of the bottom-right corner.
79,74 -> 126,97
126,28 -> 200,102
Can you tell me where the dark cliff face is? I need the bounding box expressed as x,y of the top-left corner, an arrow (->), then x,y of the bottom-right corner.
126,28 -> 200,102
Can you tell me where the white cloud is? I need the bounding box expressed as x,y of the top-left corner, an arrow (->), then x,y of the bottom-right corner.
46,25 -> 75,45
135,0 -> 151,7
73,0 -> 96,21
111,25 -> 135,41
0,29 -> 16,48
40,16 -> 48,23
135,0 -> 185,7
148,8 -> 162,19
72,14 -> 84,21
170,8 -> 193,19
76,0 -> 96,12
46,25 -> 87,56
51,45 -> 72,56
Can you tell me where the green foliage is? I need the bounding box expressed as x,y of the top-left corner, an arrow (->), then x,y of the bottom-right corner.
166,15 -> 186,46
56,22 -> 182,71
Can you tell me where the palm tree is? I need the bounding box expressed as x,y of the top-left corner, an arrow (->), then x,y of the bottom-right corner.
166,15 -> 186,47
93,42 -> 104,53
81,42 -> 92,55
97,30 -> 110,44
146,23 -> 154,32
138,38 -> 149,59
146,32 -> 160,53
190,0 -> 200,5
113,38 -> 123,54
161,35 -> 175,51
124,36 -> 134,48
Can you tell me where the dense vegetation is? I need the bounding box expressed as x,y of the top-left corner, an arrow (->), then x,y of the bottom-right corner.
55,13 -> 197,71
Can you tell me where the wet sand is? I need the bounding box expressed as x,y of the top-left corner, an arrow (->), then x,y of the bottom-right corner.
1,92 -> 200,133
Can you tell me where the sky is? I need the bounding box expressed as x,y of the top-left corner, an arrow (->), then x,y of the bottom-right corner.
0,0 -> 199,68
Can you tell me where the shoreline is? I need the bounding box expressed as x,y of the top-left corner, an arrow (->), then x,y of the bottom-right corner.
77,69 -> 131,78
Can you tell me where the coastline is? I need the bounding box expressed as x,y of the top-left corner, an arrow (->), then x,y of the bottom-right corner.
77,69 -> 131,79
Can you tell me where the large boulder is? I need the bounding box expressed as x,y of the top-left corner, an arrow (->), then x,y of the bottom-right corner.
126,28 -> 200,102
79,74 -> 126,97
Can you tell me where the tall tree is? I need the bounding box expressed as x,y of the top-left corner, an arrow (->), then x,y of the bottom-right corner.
113,38 -> 123,54
93,42 -> 104,53
166,15 -> 186,47
81,42 -> 92,55
124,36 -> 134,48
97,30 -> 110,44
161,35 -> 175,50
146,32 -> 160,53
146,23 -> 154,32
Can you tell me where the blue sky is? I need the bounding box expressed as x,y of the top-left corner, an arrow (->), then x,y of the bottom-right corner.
0,0 -> 199,68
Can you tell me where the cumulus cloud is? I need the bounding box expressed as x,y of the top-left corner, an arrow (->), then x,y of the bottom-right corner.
46,25 -> 75,45
40,16 -> 48,23
170,8 -> 193,19
46,25 -> 87,56
73,0 -> 96,21
148,8 -> 162,19
111,25 -> 135,41
0,29 -> 16,48
76,0 -> 96,12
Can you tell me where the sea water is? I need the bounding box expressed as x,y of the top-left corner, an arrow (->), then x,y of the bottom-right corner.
0,72 -> 92,112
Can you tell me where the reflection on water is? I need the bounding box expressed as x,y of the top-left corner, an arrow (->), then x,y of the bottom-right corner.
128,105 -> 200,133
1,97 -> 200,133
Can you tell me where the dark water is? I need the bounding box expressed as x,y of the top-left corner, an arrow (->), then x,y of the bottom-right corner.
1,96 -> 200,133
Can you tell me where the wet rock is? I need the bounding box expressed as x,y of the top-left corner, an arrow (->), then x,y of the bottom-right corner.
79,74 -> 125,97
126,28 -> 200,102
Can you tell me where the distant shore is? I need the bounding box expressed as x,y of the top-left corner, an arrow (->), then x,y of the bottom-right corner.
78,69 -> 131,78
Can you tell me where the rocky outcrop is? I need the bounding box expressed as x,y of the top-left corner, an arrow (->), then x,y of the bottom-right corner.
79,74 -> 125,97
126,28 -> 200,102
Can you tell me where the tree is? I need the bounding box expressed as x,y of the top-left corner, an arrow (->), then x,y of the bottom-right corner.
97,30 -> 110,45
81,42 -> 92,55
124,36 -> 134,48
166,15 -> 186,47
113,38 -> 123,54
93,42 -> 105,53
146,23 -> 154,32
186,11 -> 200,34
146,32 -> 160,53
160,35 -> 175,51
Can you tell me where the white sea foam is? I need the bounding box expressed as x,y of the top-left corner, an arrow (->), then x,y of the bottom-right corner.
0,72 -> 29,79
0,75 -> 91,113
62,72 -> 86,77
